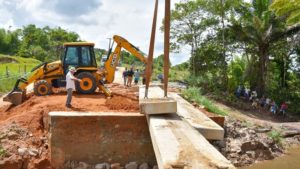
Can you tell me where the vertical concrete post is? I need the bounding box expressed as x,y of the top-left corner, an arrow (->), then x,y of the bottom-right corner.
145,0 -> 159,98
164,0 -> 170,97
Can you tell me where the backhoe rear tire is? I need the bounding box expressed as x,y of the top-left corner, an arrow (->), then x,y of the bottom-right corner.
34,80 -> 52,96
75,72 -> 97,94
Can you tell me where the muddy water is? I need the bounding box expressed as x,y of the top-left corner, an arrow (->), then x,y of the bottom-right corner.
240,146 -> 300,169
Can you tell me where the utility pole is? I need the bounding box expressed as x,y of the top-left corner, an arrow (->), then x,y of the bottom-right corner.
107,38 -> 112,49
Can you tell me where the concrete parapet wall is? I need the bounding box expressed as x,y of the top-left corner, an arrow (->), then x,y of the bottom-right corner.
49,112 -> 156,169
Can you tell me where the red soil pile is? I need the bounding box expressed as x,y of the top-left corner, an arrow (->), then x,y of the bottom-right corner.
105,96 -> 139,111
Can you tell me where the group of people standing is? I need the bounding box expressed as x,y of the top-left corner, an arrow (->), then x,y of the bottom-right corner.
236,85 -> 288,116
122,67 -> 145,87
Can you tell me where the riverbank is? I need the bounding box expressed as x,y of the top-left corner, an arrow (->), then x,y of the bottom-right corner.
240,146 -> 300,169
209,100 -> 300,168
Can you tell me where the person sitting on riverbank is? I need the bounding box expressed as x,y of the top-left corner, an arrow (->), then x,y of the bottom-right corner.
265,97 -> 271,110
279,102 -> 288,116
259,96 -> 266,108
252,98 -> 259,110
270,101 -> 278,115
236,85 -> 242,98
249,90 -> 257,101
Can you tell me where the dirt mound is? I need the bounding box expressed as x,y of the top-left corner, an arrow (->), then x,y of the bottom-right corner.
106,96 -> 139,111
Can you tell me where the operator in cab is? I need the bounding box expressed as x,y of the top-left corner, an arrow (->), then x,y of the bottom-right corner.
65,66 -> 82,108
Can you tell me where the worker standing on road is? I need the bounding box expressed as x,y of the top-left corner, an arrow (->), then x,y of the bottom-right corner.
122,67 -> 128,86
126,67 -> 134,87
65,66 -> 81,108
134,69 -> 140,85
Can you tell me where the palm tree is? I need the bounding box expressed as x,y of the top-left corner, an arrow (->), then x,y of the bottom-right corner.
230,0 -> 300,96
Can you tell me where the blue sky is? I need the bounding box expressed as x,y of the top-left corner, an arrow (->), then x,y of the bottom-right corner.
0,0 -> 190,65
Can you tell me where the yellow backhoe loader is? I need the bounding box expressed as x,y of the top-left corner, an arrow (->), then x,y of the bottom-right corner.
3,35 -> 147,105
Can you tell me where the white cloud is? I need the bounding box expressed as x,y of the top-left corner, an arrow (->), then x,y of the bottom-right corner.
0,0 -> 190,65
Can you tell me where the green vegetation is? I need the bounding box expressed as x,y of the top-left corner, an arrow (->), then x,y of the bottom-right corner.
167,0 -> 300,114
268,130 -> 283,145
0,55 -> 41,93
182,87 -> 227,116
0,145 -> 6,157
151,54 -> 189,82
0,25 -> 80,62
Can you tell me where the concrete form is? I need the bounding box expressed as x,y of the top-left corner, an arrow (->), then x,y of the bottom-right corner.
49,112 -> 156,168
139,86 -> 177,114
169,92 -> 224,140
139,86 -> 234,169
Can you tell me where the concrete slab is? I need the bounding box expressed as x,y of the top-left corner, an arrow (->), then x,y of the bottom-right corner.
147,113 -> 235,169
169,92 -> 224,140
49,111 -> 156,168
139,86 -> 177,114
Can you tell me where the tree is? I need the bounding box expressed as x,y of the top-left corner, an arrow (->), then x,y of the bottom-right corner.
270,0 -> 300,26
169,0 -> 213,74
230,0 -> 300,96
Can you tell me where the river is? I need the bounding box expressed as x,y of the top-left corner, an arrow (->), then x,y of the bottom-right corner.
240,146 -> 300,169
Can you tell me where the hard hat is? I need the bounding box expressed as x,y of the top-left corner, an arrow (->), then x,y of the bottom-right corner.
69,66 -> 76,72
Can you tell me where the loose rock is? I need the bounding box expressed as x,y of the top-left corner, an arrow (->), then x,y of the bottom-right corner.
125,162 -> 137,169
28,148 -> 39,156
111,163 -> 122,169
76,161 -> 89,169
139,162 -> 149,169
95,163 -> 110,169
7,132 -> 18,140
18,148 -> 28,156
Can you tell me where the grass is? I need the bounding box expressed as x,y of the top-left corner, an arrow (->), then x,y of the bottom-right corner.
182,87 -> 227,116
0,145 -> 5,158
0,55 -> 41,93
268,130 -> 282,145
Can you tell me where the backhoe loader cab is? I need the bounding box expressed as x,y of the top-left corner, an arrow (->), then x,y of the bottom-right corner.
62,42 -> 97,74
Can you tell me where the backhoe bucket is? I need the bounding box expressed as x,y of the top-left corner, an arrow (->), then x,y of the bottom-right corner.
98,80 -> 111,97
3,91 -> 25,106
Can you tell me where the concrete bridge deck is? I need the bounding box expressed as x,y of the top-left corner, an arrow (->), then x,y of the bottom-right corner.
139,86 -> 235,169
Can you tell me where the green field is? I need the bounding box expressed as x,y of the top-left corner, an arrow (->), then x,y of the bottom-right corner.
0,55 -> 41,94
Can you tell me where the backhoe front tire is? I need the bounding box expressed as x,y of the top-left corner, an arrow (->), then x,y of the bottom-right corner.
34,80 -> 52,96
75,72 -> 97,94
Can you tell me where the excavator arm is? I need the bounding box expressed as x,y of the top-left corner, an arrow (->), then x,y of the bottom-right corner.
104,35 -> 147,83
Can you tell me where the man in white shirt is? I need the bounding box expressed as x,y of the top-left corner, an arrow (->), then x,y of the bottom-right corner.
65,66 -> 81,108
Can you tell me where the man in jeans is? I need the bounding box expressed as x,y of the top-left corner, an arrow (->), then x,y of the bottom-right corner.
65,66 -> 81,108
